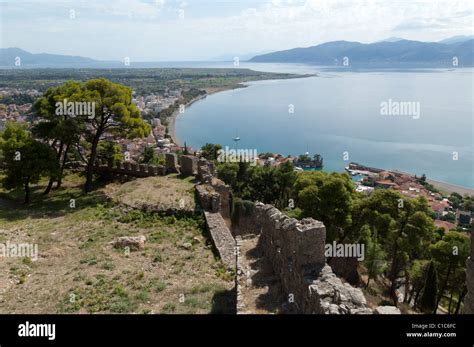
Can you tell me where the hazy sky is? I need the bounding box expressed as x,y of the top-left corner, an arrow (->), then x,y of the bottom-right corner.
1,0 -> 473,61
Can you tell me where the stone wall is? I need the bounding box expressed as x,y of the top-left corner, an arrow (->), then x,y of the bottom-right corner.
165,153 -> 179,174
94,160 -> 166,178
233,202 -> 372,314
203,211 -> 236,270
180,155 -> 198,176
195,185 -> 221,213
197,159 -> 215,184
328,257 -> 360,285
464,230 -> 474,313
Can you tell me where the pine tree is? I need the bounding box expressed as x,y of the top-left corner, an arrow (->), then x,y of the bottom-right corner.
363,228 -> 386,288
420,261 -> 438,313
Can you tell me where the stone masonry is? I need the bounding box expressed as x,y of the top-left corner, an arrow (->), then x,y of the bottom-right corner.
94,160 -> 166,178
165,153 -> 179,174
232,202 -> 372,314
180,155 -> 198,176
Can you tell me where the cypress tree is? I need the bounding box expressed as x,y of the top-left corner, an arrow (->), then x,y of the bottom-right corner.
420,261 -> 438,313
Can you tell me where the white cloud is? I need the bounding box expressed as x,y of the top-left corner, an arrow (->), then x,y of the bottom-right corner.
1,0 -> 473,60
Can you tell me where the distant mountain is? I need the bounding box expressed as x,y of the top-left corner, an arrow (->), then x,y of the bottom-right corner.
249,39 -> 474,67
211,50 -> 273,62
0,48 -> 116,68
378,37 -> 405,43
438,35 -> 474,45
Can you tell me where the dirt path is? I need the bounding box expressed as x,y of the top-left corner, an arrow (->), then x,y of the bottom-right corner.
236,235 -> 284,314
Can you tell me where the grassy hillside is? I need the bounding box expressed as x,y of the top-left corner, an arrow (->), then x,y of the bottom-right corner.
0,174 -> 235,314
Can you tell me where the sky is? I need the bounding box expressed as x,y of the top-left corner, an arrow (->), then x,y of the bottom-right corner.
0,0 -> 473,61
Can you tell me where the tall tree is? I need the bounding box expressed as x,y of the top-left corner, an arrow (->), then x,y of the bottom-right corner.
295,171 -> 354,242
200,143 -> 222,161
33,81 -> 84,193
361,226 -> 387,288
353,190 -> 434,304
81,78 -> 150,192
429,231 -> 470,313
0,121 -> 59,204
420,261 -> 438,313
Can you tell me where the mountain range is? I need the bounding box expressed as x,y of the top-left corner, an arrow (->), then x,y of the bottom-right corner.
249,37 -> 474,67
1,36 -> 473,68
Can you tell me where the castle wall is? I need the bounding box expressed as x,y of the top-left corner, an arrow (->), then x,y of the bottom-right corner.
94,160 -> 166,177
232,202 -> 372,314
180,155 -> 198,176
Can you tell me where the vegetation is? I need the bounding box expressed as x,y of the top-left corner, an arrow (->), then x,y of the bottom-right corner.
210,142 -> 469,313
0,174 -> 234,314
140,145 -> 164,166
0,121 -> 59,203
0,68 -> 308,95
32,78 -> 150,192
420,261 -> 438,313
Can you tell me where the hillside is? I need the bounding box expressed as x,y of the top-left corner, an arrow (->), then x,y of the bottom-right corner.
0,174 -> 235,314
249,39 -> 474,67
0,48 -> 102,68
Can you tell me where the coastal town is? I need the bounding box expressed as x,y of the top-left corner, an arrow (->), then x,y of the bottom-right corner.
346,162 -> 474,234
2,84 -> 473,239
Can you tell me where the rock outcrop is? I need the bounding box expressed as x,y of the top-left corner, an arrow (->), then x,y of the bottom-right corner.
374,306 -> 401,314
112,235 -> 146,251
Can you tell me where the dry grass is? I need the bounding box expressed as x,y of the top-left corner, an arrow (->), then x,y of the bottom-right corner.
104,174 -> 197,213
0,174 -> 234,314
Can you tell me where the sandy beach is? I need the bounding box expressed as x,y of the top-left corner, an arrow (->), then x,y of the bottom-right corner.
391,169 -> 474,196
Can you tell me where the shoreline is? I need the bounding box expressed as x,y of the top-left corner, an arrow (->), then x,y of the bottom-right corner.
167,82 -> 473,197
168,84 -> 247,147
391,169 -> 474,196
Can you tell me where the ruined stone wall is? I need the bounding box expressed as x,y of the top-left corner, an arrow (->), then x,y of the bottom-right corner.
94,160 -> 166,177
180,155 -> 198,176
196,179 -> 236,271
464,230 -> 474,314
232,202 -> 371,314
231,200 -> 260,237
165,153 -> 179,174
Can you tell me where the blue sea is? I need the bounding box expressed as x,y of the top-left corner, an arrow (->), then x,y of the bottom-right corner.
175,63 -> 474,188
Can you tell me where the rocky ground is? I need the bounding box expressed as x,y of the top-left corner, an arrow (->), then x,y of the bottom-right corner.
0,174 -> 234,314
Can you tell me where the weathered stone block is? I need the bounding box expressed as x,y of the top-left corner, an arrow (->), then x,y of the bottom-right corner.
374,306 -> 401,314
180,155 -> 198,176
165,153 -> 179,174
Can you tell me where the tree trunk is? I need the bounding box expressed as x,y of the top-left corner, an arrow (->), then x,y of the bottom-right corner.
388,221 -> 407,305
404,272 -> 410,303
389,248 -> 401,305
43,178 -> 54,195
434,263 -> 452,312
84,130 -> 101,192
454,288 -> 466,314
448,289 -> 454,314
56,143 -> 70,189
408,286 -> 416,305
44,141 -> 64,195
24,179 -> 30,204
413,285 -> 424,308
